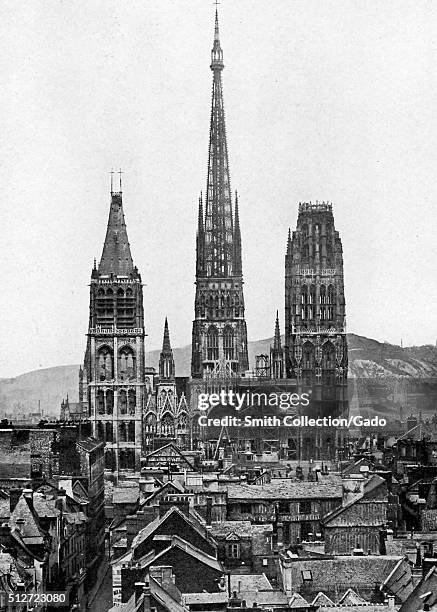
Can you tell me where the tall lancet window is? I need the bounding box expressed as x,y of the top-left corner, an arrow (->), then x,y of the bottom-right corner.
98,347 -> 113,381
119,347 -> 135,381
327,285 -> 335,321
223,326 -> 235,360
207,326 -> 219,361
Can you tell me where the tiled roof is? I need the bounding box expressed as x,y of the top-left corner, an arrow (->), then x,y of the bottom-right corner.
211,521 -> 272,538
227,479 -> 343,501
230,573 -> 272,592
136,535 -> 223,573
183,592 -> 227,605
338,588 -> 368,605
289,592 -> 310,607
112,487 -> 139,505
287,555 -> 407,596
311,592 -> 335,606
131,506 -> 214,556
9,496 -> 46,542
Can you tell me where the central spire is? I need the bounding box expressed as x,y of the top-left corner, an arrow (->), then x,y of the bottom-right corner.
202,8 -> 236,278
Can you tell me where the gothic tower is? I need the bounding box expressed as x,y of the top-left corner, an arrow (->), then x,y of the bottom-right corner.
191,10 -> 249,380
284,201 -> 348,458
82,177 -> 146,473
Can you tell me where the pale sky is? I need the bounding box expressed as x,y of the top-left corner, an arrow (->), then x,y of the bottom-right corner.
1,0 -> 436,378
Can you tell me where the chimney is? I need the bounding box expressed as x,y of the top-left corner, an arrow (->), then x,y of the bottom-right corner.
9,489 -> 22,513
387,595 -> 395,609
134,582 -> 145,605
143,580 -> 151,611
206,497 -> 212,526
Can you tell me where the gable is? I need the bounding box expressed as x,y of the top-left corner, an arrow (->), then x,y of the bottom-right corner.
133,509 -> 215,561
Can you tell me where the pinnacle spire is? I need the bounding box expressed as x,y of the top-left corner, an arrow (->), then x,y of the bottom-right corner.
274,310 -> 281,350
162,316 -> 171,353
286,228 -> 292,257
159,317 -> 175,380
98,181 -> 134,276
233,191 -> 242,276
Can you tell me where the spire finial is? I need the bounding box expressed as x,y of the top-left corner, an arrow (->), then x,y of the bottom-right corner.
110,169 -> 114,195
118,168 -> 123,193
211,2 -> 223,70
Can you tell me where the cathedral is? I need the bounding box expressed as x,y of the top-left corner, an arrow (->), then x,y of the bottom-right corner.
78,10 -> 349,468
80,177 -> 147,473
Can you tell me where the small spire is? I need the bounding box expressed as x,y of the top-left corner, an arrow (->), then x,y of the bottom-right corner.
162,317 -> 171,352
286,228 -> 292,256
110,169 -> 114,195
234,190 -> 240,227
118,168 -> 123,193
274,310 -> 281,350
214,6 -> 220,42
198,192 -> 204,233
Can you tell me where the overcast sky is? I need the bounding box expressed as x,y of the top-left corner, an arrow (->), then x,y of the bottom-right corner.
1,0 -> 436,378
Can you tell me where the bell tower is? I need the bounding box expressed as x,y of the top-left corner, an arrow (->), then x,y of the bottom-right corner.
82,175 -> 146,473
191,10 -> 249,380
284,201 -> 348,459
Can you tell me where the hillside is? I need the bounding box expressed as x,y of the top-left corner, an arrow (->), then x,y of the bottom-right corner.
0,334 -> 436,417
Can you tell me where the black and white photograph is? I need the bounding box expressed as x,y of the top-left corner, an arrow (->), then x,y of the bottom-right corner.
0,1 -> 436,610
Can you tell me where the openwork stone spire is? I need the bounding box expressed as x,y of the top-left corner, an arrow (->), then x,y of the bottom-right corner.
191,10 -> 249,379
203,8 -> 235,278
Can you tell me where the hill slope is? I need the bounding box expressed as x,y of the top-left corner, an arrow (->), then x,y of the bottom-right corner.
1,334 -> 436,417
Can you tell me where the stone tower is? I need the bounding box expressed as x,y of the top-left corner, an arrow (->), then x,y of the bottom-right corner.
191,10 -> 249,380
81,179 -> 146,473
284,201 -> 348,458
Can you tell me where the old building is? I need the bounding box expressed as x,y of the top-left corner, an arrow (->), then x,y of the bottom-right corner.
284,201 -> 349,459
81,177 -> 148,473
226,479 -> 343,545
190,10 -> 249,384
323,474 -> 388,555
111,495 -> 223,605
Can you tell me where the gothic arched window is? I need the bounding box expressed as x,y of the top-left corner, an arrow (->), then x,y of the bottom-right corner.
119,422 -> 127,442
119,390 -> 127,415
106,390 -> 113,415
223,326 -> 235,360
320,285 -> 326,321
128,421 -> 135,442
161,413 -> 175,436
98,346 -> 113,381
302,341 -> 315,371
207,326 -> 219,361
105,422 -> 113,442
118,346 -> 136,381
128,390 -> 136,415
322,341 -> 336,370
327,285 -> 335,320
97,390 -> 105,415
301,285 -> 309,320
